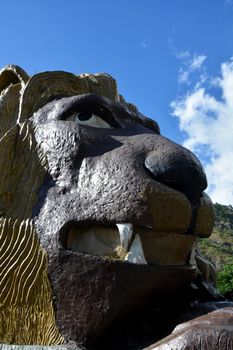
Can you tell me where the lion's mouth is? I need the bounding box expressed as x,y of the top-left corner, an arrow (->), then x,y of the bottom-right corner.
59,192 -> 214,266
60,223 -> 197,266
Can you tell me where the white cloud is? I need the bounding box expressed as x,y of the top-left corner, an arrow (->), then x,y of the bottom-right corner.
225,0 -> 233,6
190,55 -> 206,70
175,50 -> 207,84
178,69 -> 190,84
140,41 -> 147,48
175,50 -> 190,59
171,58 -> 233,205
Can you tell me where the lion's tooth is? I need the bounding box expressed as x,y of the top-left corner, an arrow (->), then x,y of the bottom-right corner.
189,248 -> 196,266
125,234 -> 147,265
116,223 -> 133,250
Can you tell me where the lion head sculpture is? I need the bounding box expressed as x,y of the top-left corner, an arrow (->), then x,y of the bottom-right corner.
0,65 -> 215,347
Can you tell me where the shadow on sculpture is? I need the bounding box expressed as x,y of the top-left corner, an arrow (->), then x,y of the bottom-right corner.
0,64 -> 232,349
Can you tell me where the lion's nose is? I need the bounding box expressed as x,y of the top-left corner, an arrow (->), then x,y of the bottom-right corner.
145,141 -> 207,203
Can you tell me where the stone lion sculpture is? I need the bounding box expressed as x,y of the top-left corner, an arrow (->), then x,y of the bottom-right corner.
0,64 -> 232,350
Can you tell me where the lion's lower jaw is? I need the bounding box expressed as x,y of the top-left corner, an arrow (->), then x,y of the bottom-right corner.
63,223 -> 197,267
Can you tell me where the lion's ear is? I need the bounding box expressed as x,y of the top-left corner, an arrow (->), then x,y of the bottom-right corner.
0,65 -> 29,93
0,65 -> 29,137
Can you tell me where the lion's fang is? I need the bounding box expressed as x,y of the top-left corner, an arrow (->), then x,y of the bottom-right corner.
116,223 -> 133,250
124,234 -> 147,265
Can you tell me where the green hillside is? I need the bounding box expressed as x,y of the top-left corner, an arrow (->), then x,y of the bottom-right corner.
199,203 -> 233,270
198,203 -> 233,295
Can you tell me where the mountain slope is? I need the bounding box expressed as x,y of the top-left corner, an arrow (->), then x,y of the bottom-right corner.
199,203 -> 233,271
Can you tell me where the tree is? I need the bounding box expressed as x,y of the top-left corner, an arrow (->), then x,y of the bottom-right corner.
217,263 -> 233,295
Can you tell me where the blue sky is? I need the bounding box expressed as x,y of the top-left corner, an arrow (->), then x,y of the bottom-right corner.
1,0 -> 233,204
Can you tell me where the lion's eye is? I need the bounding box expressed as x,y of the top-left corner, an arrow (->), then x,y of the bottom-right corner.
76,112 -> 93,121
67,111 -> 113,129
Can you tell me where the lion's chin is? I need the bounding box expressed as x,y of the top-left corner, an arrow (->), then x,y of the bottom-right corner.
60,223 -> 197,267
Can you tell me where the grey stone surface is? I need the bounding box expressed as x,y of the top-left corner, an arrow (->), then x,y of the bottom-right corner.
30,92 -> 214,346
0,346 -> 80,350
145,306 -> 233,350
0,65 -> 222,348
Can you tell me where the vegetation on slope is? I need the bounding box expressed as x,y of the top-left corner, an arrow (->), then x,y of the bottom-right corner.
198,203 -> 233,295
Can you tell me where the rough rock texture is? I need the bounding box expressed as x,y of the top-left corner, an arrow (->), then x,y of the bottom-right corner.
146,307 -> 233,350
50,251 -> 197,347
0,64 -> 224,349
29,78 -> 215,346
0,347 -> 77,350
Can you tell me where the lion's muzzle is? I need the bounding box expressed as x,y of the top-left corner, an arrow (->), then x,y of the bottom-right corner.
145,139 -> 207,203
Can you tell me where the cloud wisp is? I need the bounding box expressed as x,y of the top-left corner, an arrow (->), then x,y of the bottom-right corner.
175,50 -> 207,84
171,58 -> 233,205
